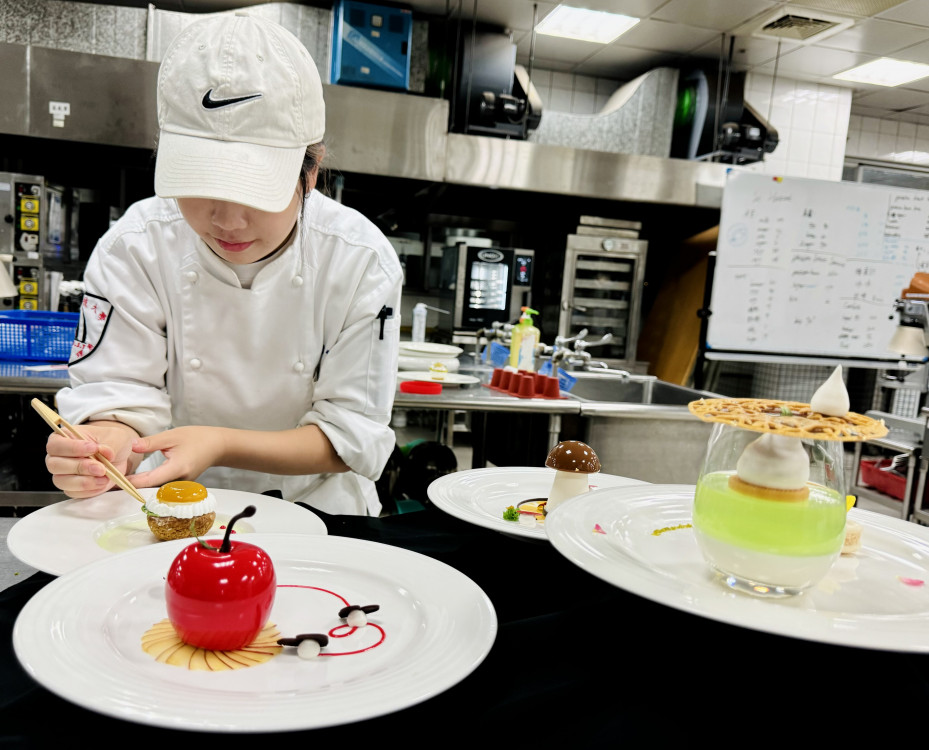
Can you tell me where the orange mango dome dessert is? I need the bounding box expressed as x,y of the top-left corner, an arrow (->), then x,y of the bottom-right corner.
144,480 -> 217,541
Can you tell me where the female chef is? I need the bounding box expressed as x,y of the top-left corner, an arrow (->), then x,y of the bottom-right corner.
42,12 -> 402,516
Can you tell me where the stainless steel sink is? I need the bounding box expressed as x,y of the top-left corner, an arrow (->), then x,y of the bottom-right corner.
565,371 -> 719,405
563,371 -> 724,485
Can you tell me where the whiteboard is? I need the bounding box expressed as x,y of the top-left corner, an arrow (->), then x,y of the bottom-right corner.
707,171 -> 929,363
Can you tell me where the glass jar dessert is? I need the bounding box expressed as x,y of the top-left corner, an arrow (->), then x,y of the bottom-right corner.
692,423 -> 846,597
688,369 -> 888,598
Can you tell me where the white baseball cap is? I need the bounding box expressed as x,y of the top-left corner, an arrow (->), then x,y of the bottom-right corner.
155,12 -> 325,213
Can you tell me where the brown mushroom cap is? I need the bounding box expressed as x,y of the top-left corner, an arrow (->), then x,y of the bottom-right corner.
545,440 -> 601,473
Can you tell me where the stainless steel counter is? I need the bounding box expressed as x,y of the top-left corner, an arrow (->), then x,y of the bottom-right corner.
0,363 -> 68,394
394,371 -> 580,466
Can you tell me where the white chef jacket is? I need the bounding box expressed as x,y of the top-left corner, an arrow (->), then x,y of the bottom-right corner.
56,190 -> 402,516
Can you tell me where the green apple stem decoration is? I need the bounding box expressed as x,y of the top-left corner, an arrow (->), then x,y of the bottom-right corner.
165,505 -> 276,651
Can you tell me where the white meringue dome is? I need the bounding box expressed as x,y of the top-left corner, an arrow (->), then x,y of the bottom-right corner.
810,365 -> 849,417
736,434 -> 810,490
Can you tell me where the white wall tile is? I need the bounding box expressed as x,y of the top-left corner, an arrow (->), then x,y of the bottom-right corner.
552,71 -> 573,89
815,96 -> 839,132
548,87 -> 573,111
787,129 -> 813,162
896,124 -> 916,154
837,94 -> 851,126
596,77 -> 619,96
790,111 -> 815,134
832,134 -> 847,166
573,74 -> 596,93
859,130 -> 879,155
572,90 -> 597,114
770,103 -> 793,133
533,68 -> 629,114
878,118 -> 899,136
878,132 -> 897,157
745,73 -> 850,180
898,121 -> 917,139
529,69 -> 552,89
807,164 -> 832,179
860,116 -> 881,133
810,132 -> 834,165
773,77 -> 795,99
846,129 -> 860,154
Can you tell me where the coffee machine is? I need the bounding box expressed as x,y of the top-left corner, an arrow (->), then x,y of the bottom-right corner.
438,241 -> 534,344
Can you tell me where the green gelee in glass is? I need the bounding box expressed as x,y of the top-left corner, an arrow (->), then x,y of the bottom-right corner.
693,471 -> 845,557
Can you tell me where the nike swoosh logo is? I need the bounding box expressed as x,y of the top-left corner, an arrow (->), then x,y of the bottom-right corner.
201,89 -> 263,109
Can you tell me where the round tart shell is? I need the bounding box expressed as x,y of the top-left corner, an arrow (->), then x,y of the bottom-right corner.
688,398 -> 888,442
728,474 -> 810,502
147,511 -> 216,541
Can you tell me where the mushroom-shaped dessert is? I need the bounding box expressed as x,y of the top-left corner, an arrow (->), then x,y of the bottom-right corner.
339,604 -> 380,628
544,440 -> 601,514
277,633 -> 330,660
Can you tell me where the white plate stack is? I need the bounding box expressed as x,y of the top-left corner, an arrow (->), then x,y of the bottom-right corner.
397,342 -> 463,372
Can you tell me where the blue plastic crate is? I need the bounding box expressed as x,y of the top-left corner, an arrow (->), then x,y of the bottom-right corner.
0,310 -> 79,362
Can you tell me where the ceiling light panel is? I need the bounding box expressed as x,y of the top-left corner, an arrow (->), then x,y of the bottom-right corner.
834,57 -> 929,86
535,5 -> 640,44
788,0 -> 910,17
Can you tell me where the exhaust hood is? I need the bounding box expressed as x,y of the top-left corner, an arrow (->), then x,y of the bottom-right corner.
0,41 -> 727,209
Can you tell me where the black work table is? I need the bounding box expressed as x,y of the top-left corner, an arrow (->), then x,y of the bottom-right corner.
2,503 -> 928,745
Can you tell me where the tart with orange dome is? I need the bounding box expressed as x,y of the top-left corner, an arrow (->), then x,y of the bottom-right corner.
143,480 -> 217,541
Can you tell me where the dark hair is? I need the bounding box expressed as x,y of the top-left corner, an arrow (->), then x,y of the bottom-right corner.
298,142 -> 327,198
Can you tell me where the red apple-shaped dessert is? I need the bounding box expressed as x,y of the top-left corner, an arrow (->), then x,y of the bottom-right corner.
165,506 -> 276,651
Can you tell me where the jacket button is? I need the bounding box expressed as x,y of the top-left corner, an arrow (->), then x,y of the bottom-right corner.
292,276 -> 304,287
190,358 -> 202,370
293,361 -> 305,373
185,271 -> 198,283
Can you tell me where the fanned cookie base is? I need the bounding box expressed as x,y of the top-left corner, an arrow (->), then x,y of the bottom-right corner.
688,398 -> 888,442
141,619 -> 282,670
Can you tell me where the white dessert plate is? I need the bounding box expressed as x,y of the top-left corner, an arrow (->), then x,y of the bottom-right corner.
545,484 -> 929,652
13,532 -> 497,732
426,466 -> 648,540
398,355 -> 461,372
396,371 -> 480,385
7,488 -> 327,577
398,343 -> 463,357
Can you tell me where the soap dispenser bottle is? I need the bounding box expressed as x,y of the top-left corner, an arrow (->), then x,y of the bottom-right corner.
510,307 -> 540,371
508,308 -> 528,368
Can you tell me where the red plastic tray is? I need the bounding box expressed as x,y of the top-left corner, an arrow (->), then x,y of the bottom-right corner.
859,457 -> 906,501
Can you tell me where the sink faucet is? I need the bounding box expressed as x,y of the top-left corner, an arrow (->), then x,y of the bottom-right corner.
554,328 -> 588,348
586,360 -> 632,378
574,332 -> 613,353
546,331 -> 626,380
475,320 -> 512,361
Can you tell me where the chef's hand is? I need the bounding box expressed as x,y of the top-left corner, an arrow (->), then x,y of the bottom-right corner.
44,420 -> 140,499
129,426 -> 226,488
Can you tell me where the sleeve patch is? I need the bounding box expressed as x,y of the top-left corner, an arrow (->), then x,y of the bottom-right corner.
70,293 -> 113,364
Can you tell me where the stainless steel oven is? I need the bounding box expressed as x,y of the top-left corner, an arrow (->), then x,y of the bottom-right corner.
439,242 -> 534,336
